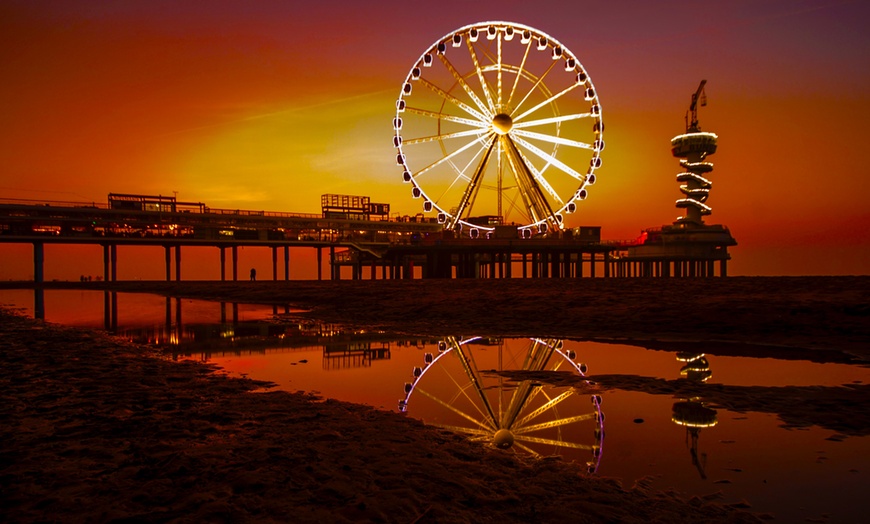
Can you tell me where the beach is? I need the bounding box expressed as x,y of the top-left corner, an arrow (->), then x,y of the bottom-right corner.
3,276 -> 868,522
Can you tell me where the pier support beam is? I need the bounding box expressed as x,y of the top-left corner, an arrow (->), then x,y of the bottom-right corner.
271,246 -> 278,281
220,247 -> 226,281
164,246 -> 172,281
103,245 -> 110,282
284,246 -> 290,280
110,244 -> 117,282
174,245 -> 181,281
329,246 -> 336,281
317,248 -> 323,281
33,242 -> 44,283
232,246 -> 238,281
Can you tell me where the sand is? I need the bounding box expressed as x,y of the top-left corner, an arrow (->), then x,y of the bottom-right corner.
3,276 -> 869,522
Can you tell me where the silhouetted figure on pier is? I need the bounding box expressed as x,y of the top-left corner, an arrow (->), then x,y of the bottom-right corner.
250,268 -> 257,281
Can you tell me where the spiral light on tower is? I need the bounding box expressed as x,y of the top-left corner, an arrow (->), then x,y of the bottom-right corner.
670,80 -> 717,225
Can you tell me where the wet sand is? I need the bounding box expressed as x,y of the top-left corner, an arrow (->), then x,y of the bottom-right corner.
3,276 -> 868,522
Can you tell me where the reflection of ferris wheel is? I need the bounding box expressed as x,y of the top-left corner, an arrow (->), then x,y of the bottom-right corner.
394,21 -> 604,236
399,337 -> 604,472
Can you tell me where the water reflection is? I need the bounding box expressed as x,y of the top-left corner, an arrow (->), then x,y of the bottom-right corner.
34,287 -> 44,319
104,294 -> 295,350
6,289 -> 870,522
672,352 -> 718,479
399,336 -> 604,471
107,297 -> 605,467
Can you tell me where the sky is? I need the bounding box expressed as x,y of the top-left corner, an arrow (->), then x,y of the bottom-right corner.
1,0 -> 869,278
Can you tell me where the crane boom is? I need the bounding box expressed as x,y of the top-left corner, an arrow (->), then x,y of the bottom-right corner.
686,79 -> 707,132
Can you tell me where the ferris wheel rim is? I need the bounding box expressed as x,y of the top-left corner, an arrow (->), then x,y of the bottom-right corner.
398,337 -> 604,469
394,21 -> 604,234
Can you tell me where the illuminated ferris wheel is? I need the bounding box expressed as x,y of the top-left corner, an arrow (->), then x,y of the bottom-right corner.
393,21 -> 604,237
399,337 -> 604,471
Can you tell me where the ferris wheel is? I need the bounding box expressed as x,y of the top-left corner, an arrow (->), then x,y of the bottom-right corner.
394,21 -> 604,237
399,337 -> 604,471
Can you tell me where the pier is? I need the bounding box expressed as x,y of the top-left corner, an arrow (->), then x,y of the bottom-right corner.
0,192 -> 733,281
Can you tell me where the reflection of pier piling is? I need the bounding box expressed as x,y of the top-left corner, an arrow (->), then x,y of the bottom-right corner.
323,342 -> 391,370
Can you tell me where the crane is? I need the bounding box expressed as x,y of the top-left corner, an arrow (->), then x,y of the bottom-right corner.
685,79 -> 707,132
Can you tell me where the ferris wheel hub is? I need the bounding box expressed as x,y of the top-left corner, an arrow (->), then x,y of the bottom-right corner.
491,113 -> 513,135
493,428 -> 515,449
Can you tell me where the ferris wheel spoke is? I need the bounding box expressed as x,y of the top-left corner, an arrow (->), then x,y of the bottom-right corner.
502,191 -> 530,223
431,423 -> 493,437
514,441 -> 543,457
500,346 -> 555,427
514,412 -> 598,435
416,387 -> 495,432
512,112 -> 595,129
452,135 -> 498,222
417,77 -> 490,123
500,381 -> 536,429
465,40 -> 497,114
526,338 -> 556,371
511,135 -> 588,181
453,339 -> 500,426
404,106 -> 490,128
441,346 -> 500,427
514,434 -> 596,450
511,129 -> 595,151
513,82 -> 582,123
403,127 -> 490,146
412,132 -> 493,180
503,138 -> 557,223
437,338 -> 497,426
497,31 -> 503,107
436,54 -> 493,119
507,39 -> 533,109
513,390 -> 574,428
503,137 -> 565,205
432,142 -> 491,206
511,60 -> 559,118
501,340 -> 555,427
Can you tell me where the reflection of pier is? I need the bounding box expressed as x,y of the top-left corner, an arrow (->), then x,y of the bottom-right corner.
323,342 -> 391,370
96,293 -> 431,367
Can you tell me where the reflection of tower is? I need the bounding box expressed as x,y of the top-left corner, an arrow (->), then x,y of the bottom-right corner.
676,351 -> 712,382
400,337 -> 604,473
671,80 -> 717,225
671,351 -> 717,480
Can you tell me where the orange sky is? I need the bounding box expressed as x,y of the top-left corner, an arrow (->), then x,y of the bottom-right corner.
1,0 -> 868,278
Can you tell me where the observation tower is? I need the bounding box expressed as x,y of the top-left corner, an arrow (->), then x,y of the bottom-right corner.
615,81 -> 736,277
671,80 -> 717,225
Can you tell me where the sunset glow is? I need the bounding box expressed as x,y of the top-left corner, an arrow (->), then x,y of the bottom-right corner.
2,1 -> 868,277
